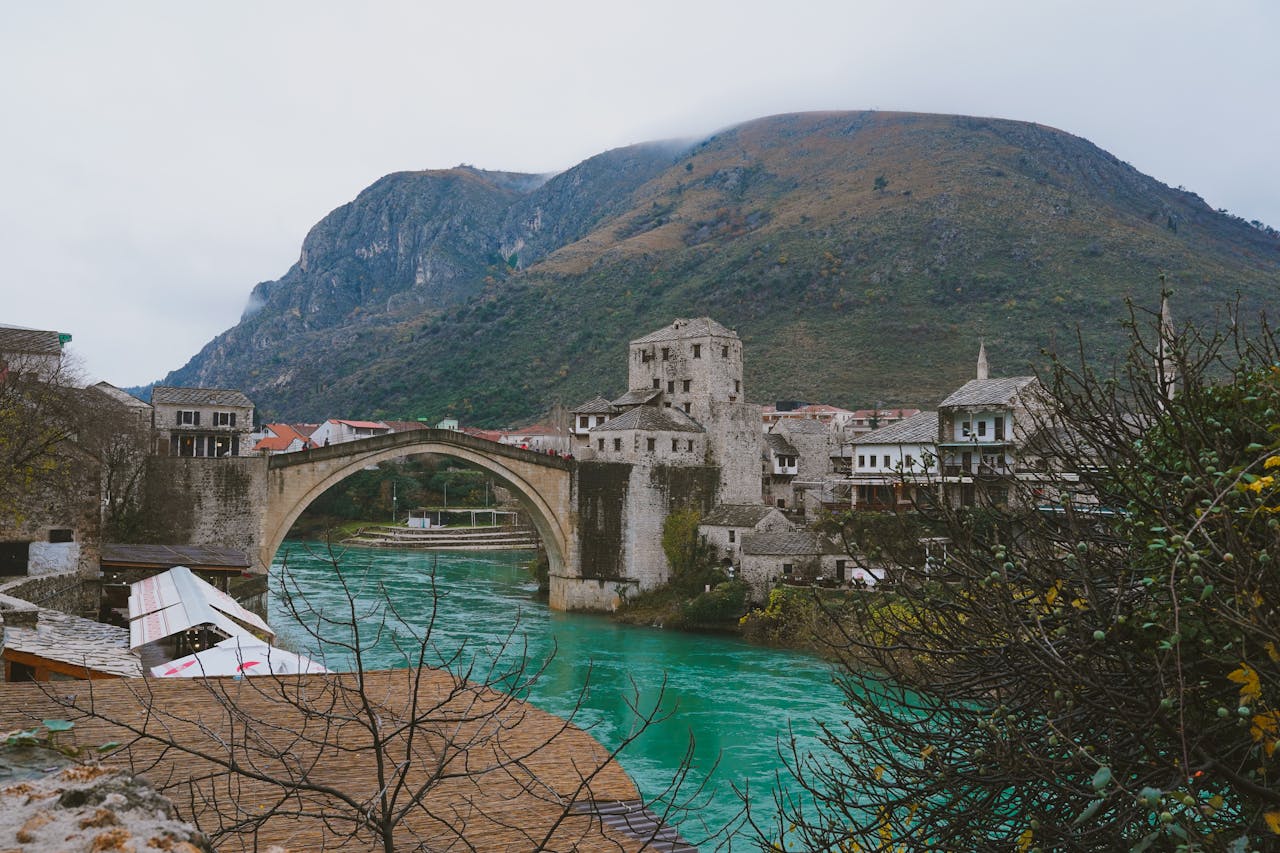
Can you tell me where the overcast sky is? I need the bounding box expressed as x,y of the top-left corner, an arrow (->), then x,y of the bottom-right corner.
2,1 -> 1276,386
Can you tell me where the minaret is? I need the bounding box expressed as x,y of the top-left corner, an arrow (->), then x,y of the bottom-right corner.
976,340 -> 989,380
1157,288 -> 1177,401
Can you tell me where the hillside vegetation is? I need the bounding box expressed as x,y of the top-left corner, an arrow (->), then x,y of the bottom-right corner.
161,111 -> 1280,424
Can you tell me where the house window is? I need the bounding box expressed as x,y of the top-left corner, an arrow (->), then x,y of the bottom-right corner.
692,344 -> 701,358
858,455 -> 865,468
671,439 -> 679,451
977,420 -> 987,437
213,411 -> 237,427
776,498 -> 786,508
905,454 -> 914,468
735,380 -> 741,393
652,378 -> 660,389
642,350 -> 653,362
961,421 -> 971,437
728,529 -> 736,543
176,410 -> 200,426
722,345 -> 729,358
579,416 -> 589,429
869,455 -> 877,468
661,347 -> 670,361
48,529 -> 73,543
613,438 -> 622,452
835,560 -> 847,582
597,438 -> 604,451
686,440 -> 693,451
683,402 -> 691,413
682,379 -> 691,392
646,438 -> 656,452
665,402 -> 672,408
995,416 -> 1005,440
783,562 -> 793,576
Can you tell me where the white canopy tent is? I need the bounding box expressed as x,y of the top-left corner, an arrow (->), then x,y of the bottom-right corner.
128,565 -> 275,650
150,635 -> 328,678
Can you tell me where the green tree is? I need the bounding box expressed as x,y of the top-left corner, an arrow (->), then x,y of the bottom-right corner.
661,507 -> 718,595
760,308 -> 1280,851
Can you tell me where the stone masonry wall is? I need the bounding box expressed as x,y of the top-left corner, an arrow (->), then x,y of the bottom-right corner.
139,456 -> 268,557
0,573 -> 99,618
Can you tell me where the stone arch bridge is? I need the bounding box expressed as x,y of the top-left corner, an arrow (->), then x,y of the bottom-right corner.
262,429 -> 576,592
158,429 -> 719,611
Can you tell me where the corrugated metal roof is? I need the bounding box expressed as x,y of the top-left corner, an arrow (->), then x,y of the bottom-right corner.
592,405 -> 703,433
152,386 -> 254,408
128,566 -> 273,648
853,411 -> 939,445
939,377 -> 1037,408
630,317 -> 736,344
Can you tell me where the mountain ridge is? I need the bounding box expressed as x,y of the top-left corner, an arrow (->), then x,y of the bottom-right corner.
161,110 -> 1280,424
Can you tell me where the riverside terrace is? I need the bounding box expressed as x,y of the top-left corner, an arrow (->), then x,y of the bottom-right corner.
0,669 -> 698,851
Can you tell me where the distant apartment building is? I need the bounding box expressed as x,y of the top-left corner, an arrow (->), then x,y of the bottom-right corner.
309,419 -> 391,446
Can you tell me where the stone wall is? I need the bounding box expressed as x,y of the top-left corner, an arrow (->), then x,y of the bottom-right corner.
0,572 -> 99,618
0,447 -> 101,578
138,456 -> 268,557
705,401 -> 763,504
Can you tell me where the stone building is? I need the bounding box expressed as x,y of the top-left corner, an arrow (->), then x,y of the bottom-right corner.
611,317 -> 761,503
0,324 -> 71,381
738,530 -> 850,600
151,386 -> 254,458
698,504 -> 791,568
588,406 -> 706,465
936,345 -> 1043,507
762,418 -> 834,516
848,410 -> 939,512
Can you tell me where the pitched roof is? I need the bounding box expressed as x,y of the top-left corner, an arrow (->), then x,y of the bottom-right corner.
332,419 -> 389,429
152,386 -> 254,408
101,543 -> 250,571
257,423 -> 316,450
701,504 -> 783,528
0,324 -> 66,355
91,381 -> 151,409
940,377 -> 1038,408
591,405 -> 703,433
764,433 -> 799,456
0,606 -> 142,678
572,395 -> 617,415
610,388 -> 663,408
853,411 -> 939,445
850,407 -> 921,420
384,420 -> 429,432
631,317 -> 736,344
741,531 -> 844,557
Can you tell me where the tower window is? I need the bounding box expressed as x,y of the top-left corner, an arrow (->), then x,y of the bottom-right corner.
682,379 -> 691,392
692,344 -> 701,358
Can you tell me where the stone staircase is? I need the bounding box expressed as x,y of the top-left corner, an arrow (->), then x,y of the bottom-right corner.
342,524 -> 540,551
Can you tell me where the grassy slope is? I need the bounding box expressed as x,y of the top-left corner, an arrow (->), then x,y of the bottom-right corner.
196,112 -> 1280,423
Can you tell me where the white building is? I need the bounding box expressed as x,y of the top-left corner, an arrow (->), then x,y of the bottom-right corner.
848,411 -> 939,511
309,419 -> 391,447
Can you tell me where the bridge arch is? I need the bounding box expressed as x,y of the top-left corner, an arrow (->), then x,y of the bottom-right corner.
261,430 -> 575,578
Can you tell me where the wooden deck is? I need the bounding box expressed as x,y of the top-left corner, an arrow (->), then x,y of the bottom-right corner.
0,668 -> 696,851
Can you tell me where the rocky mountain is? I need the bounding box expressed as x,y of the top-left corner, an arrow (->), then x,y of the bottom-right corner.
162,111 -> 1280,424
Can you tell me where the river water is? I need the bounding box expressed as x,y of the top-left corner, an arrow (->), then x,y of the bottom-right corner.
267,543 -> 854,847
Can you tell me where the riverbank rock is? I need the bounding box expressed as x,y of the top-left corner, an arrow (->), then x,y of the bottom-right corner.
0,745 -> 214,853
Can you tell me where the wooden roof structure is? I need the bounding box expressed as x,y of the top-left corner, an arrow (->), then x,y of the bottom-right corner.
0,669 -> 696,851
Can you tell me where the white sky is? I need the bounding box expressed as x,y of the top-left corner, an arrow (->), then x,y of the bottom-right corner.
2,1 -> 1276,386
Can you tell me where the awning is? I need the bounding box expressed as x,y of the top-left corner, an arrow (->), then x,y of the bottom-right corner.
151,635 -> 328,678
128,565 -> 275,649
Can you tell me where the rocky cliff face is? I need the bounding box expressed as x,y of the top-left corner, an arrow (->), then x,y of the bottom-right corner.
161,111 -> 1280,423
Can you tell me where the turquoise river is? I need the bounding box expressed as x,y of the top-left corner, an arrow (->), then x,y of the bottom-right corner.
268,543 -> 855,846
